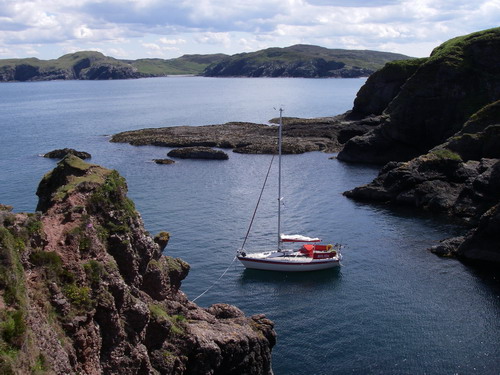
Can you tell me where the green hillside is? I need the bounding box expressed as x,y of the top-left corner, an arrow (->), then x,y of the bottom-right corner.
0,45 -> 411,81
202,44 -> 411,77
128,54 -> 227,75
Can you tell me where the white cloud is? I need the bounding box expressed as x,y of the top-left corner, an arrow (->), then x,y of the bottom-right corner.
0,0 -> 498,59
195,32 -> 231,47
159,37 -> 187,45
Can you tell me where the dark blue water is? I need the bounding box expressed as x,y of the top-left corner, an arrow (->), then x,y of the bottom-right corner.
1,78 -> 499,374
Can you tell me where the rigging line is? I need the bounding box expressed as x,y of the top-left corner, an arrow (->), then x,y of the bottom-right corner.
192,155 -> 275,304
192,255 -> 237,303
239,154 -> 275,251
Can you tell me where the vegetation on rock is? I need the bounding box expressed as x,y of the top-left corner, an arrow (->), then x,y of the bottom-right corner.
0,156 -> 276,374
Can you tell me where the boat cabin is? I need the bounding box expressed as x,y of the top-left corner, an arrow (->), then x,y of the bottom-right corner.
299,244 -> 337,259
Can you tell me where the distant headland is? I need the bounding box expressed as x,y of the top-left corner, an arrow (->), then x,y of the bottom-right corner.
0,45 -> 410,82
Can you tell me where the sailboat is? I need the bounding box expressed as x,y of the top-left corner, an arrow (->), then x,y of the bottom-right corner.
237,108 -> 342,272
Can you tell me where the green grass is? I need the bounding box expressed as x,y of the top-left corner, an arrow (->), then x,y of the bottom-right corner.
429,27 -> 500,67
208,44 -> 411,72
88,170 -> 135,217
149,303 -> 169,321
0,227 -> 28,370
429,148 -> 463,161
130,54 -> 227,75
0,228 -> 26,307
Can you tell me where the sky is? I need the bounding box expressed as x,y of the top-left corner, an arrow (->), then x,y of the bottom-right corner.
0,0 -> 499,60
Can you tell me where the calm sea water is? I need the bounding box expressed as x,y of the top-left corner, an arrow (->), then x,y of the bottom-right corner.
0,77 -> 499,374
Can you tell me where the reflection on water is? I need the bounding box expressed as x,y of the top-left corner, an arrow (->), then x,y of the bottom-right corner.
240,267 -> 343,289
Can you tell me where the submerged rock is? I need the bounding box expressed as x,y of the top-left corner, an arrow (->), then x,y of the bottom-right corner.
153,158 -> 175,164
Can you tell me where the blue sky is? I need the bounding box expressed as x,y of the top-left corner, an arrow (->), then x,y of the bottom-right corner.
0,0 -> 498,60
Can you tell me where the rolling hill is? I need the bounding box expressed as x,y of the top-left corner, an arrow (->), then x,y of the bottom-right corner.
0,45 -> 411,81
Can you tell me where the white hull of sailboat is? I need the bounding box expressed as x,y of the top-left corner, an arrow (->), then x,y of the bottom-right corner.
236,108 -> 345,273
237,252 -> 341,272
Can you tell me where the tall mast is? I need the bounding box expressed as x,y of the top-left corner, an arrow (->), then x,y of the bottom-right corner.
278,107 -> 283,251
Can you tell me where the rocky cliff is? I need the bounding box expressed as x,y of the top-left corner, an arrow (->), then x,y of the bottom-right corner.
338,27 -> 500,164
339,28 -> 500,266
0,155 -> 275,374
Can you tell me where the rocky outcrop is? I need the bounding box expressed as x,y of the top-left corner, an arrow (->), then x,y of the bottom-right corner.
336,29 -> 500,266
338,27 -> 500,164
344,153 -> 500,220
167,147 -> 229,160
0,155 -> 275,374
431,203 -> 500,264
351,58 -> 426,117
111,116 -> 381,155
44,148 -> 92,159
344,98 -> 500,266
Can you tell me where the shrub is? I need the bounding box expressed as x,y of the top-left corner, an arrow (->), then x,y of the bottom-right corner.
0,310 -> 26,349
62,284 -> 92,310
84,260 -> 106,287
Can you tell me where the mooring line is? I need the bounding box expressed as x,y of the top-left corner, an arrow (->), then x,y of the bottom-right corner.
192,255 -> 237,303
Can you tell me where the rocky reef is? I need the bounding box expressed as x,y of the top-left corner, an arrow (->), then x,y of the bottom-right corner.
0,155 -> 275,374
340,28 -> 500,266
110,117 -> 380,155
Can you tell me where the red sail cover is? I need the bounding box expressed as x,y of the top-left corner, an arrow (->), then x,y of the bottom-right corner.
281,234 -> 321,242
